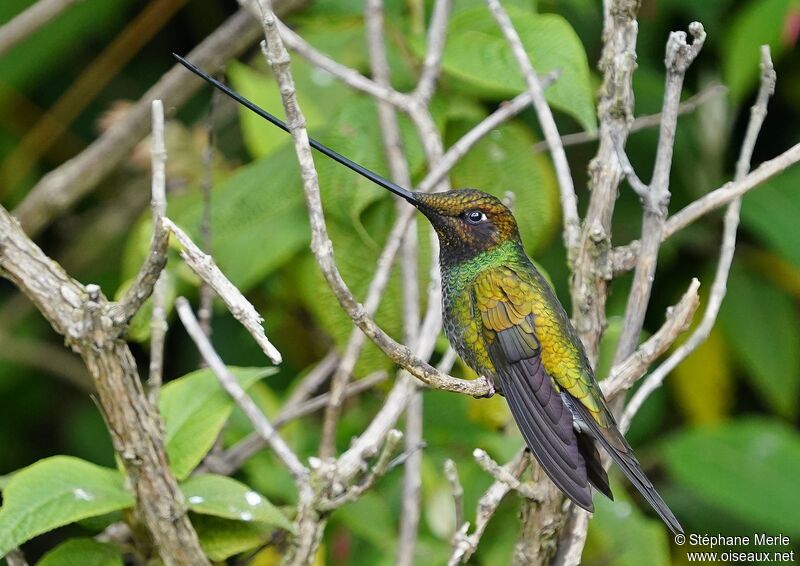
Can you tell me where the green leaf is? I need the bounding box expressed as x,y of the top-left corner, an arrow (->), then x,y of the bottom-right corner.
160,366 -> 277,479
192,514 -> 272,561
718,266 -> 800,418
741,164 -> 800,268
446,120 -> 560,252
0,457 -> 132,557
662,418 -> 800,535
36,538 -> 123,566
228,61 -> 331,159
584,482 -> 671,566
181,474 -> 293,531
430,6 -> 596,131
725,0 -> 795,101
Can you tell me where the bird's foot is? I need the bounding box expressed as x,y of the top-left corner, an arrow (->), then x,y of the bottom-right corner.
474,376 -> 496,398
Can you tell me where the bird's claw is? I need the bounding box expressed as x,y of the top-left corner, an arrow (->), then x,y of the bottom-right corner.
474,376 -> 496,398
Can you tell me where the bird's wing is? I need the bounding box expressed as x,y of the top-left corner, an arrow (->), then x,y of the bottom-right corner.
472,267 -> 594,511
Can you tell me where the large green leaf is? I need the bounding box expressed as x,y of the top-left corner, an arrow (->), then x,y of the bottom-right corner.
192,514 -> 272,561
228,61 -> 335,159
447,120 -> 560,252
718,266 -> 800,418
662,418 -> 800,535
426,6 -> 596,131
36,538 -> 123,566
741,164 -> 800,268
160,366 -> 277,479
584,482 -> 671,566
725,0 -> 796,101
0,457 -> 132,557
181,474 -> 293,531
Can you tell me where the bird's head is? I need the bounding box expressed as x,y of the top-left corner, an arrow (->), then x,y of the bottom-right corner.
404,189 -> 522,265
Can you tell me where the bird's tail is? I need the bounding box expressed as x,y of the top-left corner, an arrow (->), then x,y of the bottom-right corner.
567,396 -> 684,535
594,428 -> 684,535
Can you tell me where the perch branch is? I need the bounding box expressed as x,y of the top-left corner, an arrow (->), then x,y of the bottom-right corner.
256,1 -> 491,398
163,219 -> 282,364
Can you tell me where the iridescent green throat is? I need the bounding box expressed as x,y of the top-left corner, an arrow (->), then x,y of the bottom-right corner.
442,240 -> 525,290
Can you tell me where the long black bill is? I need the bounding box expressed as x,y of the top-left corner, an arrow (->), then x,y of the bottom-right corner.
173,53 -> 419,205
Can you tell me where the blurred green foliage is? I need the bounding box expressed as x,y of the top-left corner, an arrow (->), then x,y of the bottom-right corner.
1,0 -> 799,564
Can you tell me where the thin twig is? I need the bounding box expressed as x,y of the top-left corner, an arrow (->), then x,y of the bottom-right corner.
486,0 -> 579,251
318,430 -> 403,511
198,369 -> 386,476
601,278 -> 700,398
164,219 -> 282,364
612,141 -> 800,273
145,101 -> 169,406
175,297 -> 306,480
447,449 -> 528,565
318,0 -> 419,460
532,84 -> 726,154
473,449 -> 543,500
0,0 -> 83,58
413,0 -> 452,104
621,46 -> 777,431
444,459 -> 464,532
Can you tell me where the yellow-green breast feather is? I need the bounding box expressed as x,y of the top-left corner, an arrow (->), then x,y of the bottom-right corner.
472,266 -> 607,425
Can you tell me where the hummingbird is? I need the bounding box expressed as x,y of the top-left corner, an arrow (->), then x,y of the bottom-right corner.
175,55 -> 683,535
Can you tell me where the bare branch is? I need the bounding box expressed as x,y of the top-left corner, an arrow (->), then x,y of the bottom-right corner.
0,0 -> 83,58
601,278 -> 700,398
569,0 -> 641,363
621,46 -> 777,431
319,429 -> 403,511
533,84 -> 726,153
318,0 -> 418,460
114,100 -> 169,325
444,459 -> 465,532
176,297 -> 306,480
164,218 -> 282,364
613,141 -> 800,273
0,215 -> 208,565
254,3 -> 490,398
413,0 -> 452,104
145,100 -> 169,405
474,449 -> 543,500
486,0 -> 579,250
448,449 -> 529,565
613,22 -> 706,363
199,369 -> 386,476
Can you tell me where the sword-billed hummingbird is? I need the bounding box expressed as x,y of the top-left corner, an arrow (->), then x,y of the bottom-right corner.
175,55 -> 683,535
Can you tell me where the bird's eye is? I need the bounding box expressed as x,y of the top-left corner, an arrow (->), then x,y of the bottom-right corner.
465,210 -> 487,224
